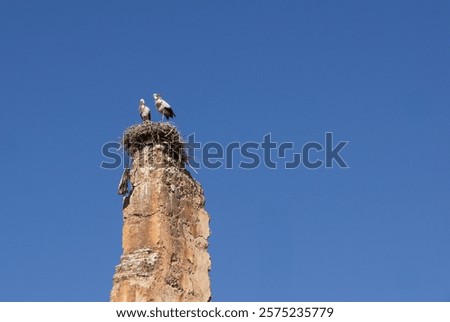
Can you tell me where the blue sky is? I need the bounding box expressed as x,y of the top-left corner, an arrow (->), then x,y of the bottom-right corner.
0,0 -> 449,301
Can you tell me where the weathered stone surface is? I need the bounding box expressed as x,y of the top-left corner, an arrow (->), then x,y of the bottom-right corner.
110,123 -> 211,302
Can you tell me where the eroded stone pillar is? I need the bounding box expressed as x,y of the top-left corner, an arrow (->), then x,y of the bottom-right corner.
110,122 -> 211,302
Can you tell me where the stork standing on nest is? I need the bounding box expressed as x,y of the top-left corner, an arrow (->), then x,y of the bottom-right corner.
153,93 -> 176,122
138,98 -> 151,122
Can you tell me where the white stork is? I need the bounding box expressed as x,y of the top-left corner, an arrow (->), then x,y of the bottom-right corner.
138,98 -> 151,122
153,93 -> 176,122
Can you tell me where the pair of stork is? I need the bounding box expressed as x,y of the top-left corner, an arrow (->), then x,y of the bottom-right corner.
139,93 -> 175,123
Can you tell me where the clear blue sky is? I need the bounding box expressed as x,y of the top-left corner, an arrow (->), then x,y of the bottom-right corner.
0,0 -> 449,301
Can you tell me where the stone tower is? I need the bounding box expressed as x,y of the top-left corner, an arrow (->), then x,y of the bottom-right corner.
110,122 -> 211,302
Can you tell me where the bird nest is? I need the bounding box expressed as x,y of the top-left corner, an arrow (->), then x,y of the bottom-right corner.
122,121 -> 187,164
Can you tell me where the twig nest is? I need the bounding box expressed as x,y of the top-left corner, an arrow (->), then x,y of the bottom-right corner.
122,122 -> 188,166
